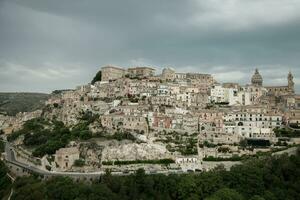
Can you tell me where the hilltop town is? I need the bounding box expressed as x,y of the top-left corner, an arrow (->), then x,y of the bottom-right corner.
1,66 -> 299,174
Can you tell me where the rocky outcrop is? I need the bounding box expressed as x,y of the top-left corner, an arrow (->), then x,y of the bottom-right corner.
79,142 -> 104,167
101,142 -> 172,161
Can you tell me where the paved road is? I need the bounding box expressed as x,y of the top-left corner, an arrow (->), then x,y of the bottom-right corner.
3,142 -> 184,177
272,146 -> 298,156
6,173 -> 15,200
3,139 -> 299,179
5,142 -> 52,175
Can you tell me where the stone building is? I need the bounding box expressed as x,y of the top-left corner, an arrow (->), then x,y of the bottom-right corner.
223,111 -> 282,129
251,69 -> 295,96
153,114 -> 172,129
197,110 -> 224,131
175,73 -> 187,80
55,147 -> 80,171
285,109 -> 300,124
265,71 -> 294,95
123,115 -> 149,134
186,73 -> 214,84
127,67 -> 155,78
251,68 -> 263,86
0,110 -> 42,134
209,84 -> 251,106
101,65 -> 125,81
162,67 -> 176,81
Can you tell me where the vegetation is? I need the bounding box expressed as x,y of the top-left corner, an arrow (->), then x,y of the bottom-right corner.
74,159 -> 85,167
289,123 -> 300,129
203,155 -> 242,162
8,115 -> 97,157
9,149 -> 300,199
127,94 -> 139,103
91,70 -> 102,84
0,160 -> 12,198
0,140 -> 5,153
158,131 -> 199,155
245,139 -> 271,147
0,92 -> 49,116
108,131 -> 136,141
274,127 -> 300,138
102,158 -> 175,165
179,138 -> 198,155
206,188 -> 244,200
201,140 -> 217,148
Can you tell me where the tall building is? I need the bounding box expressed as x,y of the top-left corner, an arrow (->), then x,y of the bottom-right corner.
263,70 -> 295,96
288,71 -> 295,93
251,69 -> 263,86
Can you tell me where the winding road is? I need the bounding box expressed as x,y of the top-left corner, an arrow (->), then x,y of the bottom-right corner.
3,140 -> 298,180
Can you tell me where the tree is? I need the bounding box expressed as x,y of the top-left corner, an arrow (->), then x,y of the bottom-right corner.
205,188 -> 244,200
0,140 -> 5,153
74,159 -> 85,167
9,148 -> 300,200
91,70 -> 102,84
0,161 -> 12,198
250,195 -> 265,200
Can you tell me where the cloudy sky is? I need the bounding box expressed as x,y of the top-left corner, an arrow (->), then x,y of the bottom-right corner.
0,0 -> 300,93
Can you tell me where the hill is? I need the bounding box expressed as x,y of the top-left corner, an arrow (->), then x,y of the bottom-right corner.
0,92 -> 49,116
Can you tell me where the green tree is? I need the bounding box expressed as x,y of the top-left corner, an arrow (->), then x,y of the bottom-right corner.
91,70 -> 102,84
0,161 -> 12,198
205,188 -> 244,200
250,195 -> 265,200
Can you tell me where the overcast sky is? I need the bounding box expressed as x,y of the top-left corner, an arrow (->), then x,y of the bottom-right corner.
0,0 -> 300,93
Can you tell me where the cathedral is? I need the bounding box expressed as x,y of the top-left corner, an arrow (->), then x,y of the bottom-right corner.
251,69 -> 295,96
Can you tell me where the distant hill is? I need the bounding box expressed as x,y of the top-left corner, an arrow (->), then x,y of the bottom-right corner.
0,93 -> 49,116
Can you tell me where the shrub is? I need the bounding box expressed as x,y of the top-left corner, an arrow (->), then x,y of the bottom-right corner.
74,159 -> 85,167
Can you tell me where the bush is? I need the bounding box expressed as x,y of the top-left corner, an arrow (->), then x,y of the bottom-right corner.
274,127 -> 300,137
203,140 -> 217,148
74,159 -> 85,167
7,131 -> 23,142
179,138 -> 198,155
203,155 -> 242,162
108,131 -> 136,141
0,140 -> 5,153
8,116 -> 100,157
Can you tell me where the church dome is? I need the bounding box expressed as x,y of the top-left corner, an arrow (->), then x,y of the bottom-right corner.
251,69 -> 263,86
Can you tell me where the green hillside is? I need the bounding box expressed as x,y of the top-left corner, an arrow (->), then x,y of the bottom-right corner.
0,93 -> 49,116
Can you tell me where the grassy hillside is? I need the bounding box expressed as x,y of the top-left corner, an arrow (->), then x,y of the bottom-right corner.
0,92 -> 49,116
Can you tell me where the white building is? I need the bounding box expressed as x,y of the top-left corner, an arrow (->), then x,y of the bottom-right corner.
224,112 -> 282,129
210,85 -> 227,103
210,85 -> 251,106
228,89 -> 251,106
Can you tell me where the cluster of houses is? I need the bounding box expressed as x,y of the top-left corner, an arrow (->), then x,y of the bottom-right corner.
40,66 -> 299,144
1,66 -> 299,144
0,110 -> 42,134
1,65 -> 300,171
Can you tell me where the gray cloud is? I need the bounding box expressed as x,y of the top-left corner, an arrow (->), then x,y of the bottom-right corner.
0,0 -> 299,93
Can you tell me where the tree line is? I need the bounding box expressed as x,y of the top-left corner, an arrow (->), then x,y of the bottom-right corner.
7,148 -> 300,200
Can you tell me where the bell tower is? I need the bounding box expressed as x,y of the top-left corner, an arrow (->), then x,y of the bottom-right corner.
251,68 -> 263,86
288,71 -> 295,94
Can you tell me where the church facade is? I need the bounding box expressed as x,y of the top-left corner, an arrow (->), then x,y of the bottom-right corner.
251,69 -> 295,96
